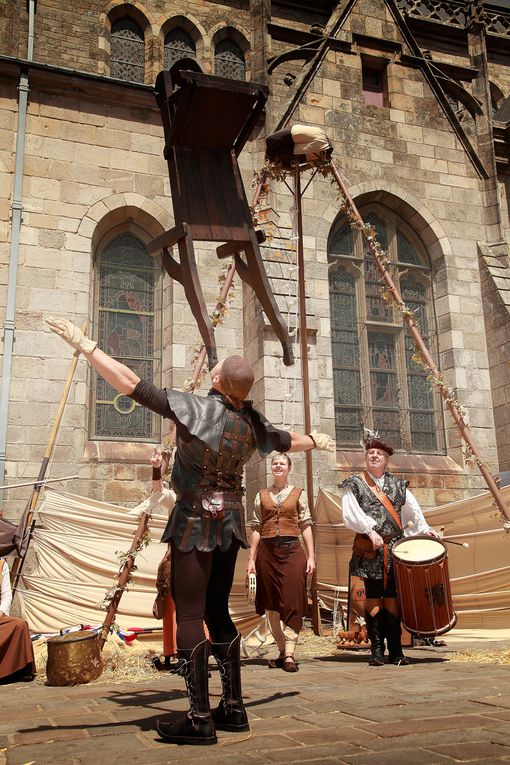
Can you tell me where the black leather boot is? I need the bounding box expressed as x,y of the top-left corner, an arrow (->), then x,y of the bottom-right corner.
156,640 -> 217,745
384,611 -> 410,666
365,612 -> 385,666
211,633 -> 249,732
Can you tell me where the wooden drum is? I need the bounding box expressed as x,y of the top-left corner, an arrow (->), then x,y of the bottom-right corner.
392,536 -> 457,637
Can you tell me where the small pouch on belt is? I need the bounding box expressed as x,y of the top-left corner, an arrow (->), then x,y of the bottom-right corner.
352,532 -> 378,560
200,491 -> 225,520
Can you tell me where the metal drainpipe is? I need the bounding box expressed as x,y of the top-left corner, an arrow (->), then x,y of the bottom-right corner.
0,0 -> 36,503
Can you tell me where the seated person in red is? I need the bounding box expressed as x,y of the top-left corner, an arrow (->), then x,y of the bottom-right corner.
0,557 -> 36,683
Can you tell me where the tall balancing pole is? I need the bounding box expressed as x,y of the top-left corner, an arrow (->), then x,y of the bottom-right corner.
294,161 -> 322,635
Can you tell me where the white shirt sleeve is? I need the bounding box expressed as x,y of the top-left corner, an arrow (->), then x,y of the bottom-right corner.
159,487 -> 176,515
1,560 -> 13,616
247,492 -> 261,528
401,489 -> 431,536
298,490 -> 312,529
341,486 -> 377,535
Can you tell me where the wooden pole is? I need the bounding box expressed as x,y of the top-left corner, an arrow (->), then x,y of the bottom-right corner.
99,509 -> 151,649
11,323 -> 86,590
294,162 -> 322,635
328,159 -> 510,524
188,258 -> 238,391
0,474 -> 78,491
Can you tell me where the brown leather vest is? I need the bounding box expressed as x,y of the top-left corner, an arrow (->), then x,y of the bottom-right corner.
259,487 -> 302,538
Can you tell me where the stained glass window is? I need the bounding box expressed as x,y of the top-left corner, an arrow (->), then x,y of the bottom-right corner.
215,39 -> 245,80
329,266 -> 362,443
93,233 -> 158,440
164,28 -> 196,69
110,18 -> 145,83
328,208 -> 444,453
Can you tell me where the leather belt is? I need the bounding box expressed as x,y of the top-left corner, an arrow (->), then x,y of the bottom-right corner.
176,491 -> 242,504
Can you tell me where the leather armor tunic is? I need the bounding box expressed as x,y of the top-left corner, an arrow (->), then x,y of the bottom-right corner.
129,382 -> 291,552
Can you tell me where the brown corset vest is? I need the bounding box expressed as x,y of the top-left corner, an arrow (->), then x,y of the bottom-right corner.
259,487 -> 302,538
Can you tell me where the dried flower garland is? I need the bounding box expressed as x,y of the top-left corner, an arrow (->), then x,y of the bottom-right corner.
97,525 -> 151,611
184,260 -> 236,392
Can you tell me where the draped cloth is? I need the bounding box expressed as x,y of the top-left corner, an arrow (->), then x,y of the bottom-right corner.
16,489 -> 260,635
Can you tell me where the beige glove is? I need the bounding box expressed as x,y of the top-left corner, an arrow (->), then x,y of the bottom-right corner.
46,317 -> 97,354
309,430 -> 335,452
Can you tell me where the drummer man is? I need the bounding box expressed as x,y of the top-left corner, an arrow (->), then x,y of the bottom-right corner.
340,435 -> 440,666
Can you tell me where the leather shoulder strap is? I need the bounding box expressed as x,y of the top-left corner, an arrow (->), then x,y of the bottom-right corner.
362,472 -> 403,530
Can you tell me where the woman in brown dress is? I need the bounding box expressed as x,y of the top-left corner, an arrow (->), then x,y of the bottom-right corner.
247,454 -> 315,672
0,557 -> 36,683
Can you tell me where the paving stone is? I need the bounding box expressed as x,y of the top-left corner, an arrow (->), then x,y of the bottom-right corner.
427,742 -> 510,761
5,733 -> 147,765
347,700 -> 487,723
341,748 -> 453,764
366,714 -> 504,738
12,727 -> 89,746
261,741 -> 362,761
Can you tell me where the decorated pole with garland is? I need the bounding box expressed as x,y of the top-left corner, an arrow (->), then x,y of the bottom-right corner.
185,258 -> 237,392
99,509 -> 151,649
327,159 -> 510,526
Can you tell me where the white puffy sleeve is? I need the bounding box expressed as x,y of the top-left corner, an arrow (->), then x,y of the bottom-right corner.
341,487 -> 377,535
401,489 -> 431,536
0,560 -> 13,616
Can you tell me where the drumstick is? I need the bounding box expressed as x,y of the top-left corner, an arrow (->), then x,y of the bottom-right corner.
442,539 -> 469,548
439,525 -> 469,548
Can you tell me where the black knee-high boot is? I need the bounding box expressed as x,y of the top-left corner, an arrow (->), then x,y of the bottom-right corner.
384,611 -> 410,666
365,611 -> 385,666
211,633 -> 249,732
156,640 -> 217,745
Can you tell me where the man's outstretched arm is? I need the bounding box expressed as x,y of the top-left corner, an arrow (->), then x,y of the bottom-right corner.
288,430 -> 335,453
47,318 -> 140,394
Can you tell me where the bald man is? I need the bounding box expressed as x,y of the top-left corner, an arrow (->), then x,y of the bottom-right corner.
47,318 -> 333,746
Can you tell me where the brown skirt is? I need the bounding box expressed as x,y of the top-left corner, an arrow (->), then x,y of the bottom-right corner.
255,539 -> 307,634
0,615 -> 36,680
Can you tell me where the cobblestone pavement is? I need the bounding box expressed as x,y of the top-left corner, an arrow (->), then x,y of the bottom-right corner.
1,647 -> 510,765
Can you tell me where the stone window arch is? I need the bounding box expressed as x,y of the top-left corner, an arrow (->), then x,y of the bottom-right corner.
91,230 -> 161,441
110,16 -> 145,83
164,27 -> 196,69
214,38 -> 245,80
328,205 -> 445,454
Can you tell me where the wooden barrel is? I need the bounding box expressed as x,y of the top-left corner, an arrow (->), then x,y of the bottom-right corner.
46,630 -> 103,686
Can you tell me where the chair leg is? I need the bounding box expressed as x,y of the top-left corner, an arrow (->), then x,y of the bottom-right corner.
235,245 -> 294,367
178,232 -> 218,368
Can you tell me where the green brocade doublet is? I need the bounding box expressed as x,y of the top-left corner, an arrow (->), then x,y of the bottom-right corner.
341,473 -> 408,580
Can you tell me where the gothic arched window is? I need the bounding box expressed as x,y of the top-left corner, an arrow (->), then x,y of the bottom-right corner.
328,207 -> 445,453
214,39 -> 245,80
110,17 -> 145,83
164,28 -> 196,69
92,232 -> 160,440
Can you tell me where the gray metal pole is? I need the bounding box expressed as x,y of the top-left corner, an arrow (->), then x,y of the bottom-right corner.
0,0 -> 36,503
